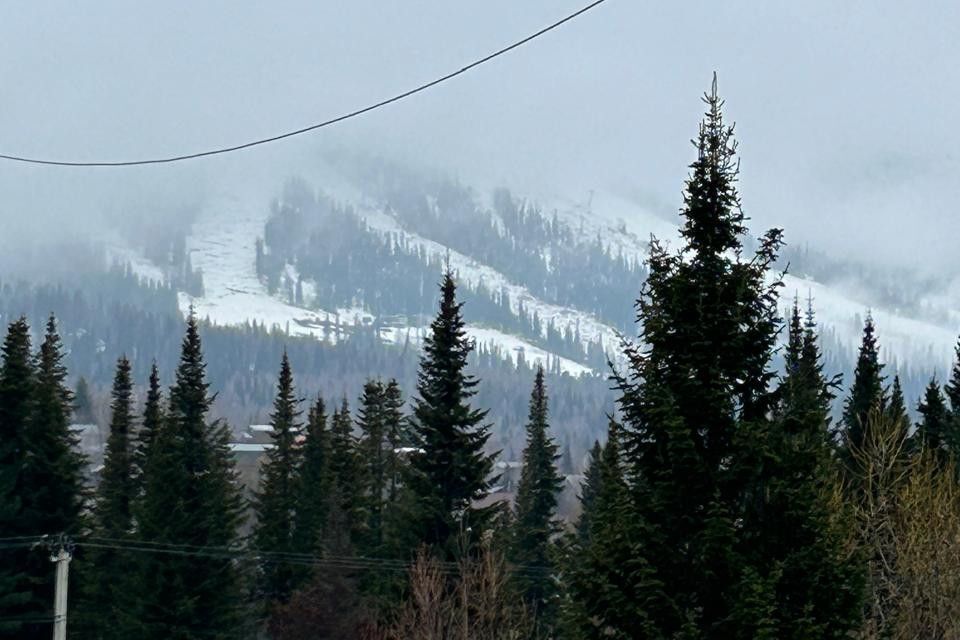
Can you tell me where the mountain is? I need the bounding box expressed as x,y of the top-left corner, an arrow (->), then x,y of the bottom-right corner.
160,156 -> 958,394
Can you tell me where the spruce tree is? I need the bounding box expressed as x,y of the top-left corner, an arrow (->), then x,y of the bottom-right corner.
401,271 -> 497,558
737,302 -> 864,638
914,377 -> 950,460
294,396 -> 331,554
610,77 -> 785,635
841,314 -> 886,456
356,379 -> 390,554
562,419 -> 662,639
83,356 -> 137,640
510,365 -> 563,620
326,399 -> 361,549
574,440 -> 603,541
19,316 -> 86,636
253,352 -> 303,605
132,313 -> 244,639
942,339 -> 960,456
0,319 -> 35,638
595,79 -> 862,637
382,379 -> 407,504
28,315 -> 86,535
133,362 -> 164,487
74,376 -> 96,425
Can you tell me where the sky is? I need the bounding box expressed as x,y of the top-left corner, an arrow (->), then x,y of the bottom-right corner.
0,1 -> 957,272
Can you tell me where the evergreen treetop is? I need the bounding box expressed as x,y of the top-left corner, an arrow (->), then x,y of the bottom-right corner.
403,271 -> 498,557
253,352 -> 304,605
510,365 -> 563,619
842,314 -> 886,453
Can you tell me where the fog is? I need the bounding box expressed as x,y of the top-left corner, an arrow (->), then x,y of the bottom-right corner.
0,1 -> 957,272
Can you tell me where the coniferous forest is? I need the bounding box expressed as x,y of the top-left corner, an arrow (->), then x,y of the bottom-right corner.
7,82 -> 960,640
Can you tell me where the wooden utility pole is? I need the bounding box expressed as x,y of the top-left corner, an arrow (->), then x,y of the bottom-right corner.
49,535 -> 73,640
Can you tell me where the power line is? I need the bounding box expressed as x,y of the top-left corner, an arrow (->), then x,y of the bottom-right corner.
74,537 -> 552,576
0,0 -> 609,168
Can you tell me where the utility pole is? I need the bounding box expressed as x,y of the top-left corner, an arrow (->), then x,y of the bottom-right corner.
48,534 -> 73,640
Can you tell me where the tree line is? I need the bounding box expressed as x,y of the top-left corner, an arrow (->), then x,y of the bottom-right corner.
6,80 -> 960,639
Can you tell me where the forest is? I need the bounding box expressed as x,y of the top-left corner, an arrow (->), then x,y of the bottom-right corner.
5,83 -> 960,640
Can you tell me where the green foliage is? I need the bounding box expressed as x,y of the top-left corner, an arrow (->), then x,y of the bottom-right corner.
841,315 -> 886,458
293,396 -> 331,554
253,353 -> 304,605
80,356 -> 138,639
913,377 -> 950,462
131,312 -> 245,639
400,271 -> 498,558
510,365 -> 563,624
0,318 -> 36,638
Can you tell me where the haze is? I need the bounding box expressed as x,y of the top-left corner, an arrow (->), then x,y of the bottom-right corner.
0,1 -> 956,272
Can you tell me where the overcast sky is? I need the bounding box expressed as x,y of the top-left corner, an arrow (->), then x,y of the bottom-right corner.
0,1 -> 957,271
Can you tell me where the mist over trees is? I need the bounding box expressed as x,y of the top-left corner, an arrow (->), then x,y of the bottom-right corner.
6,80 -> 960,640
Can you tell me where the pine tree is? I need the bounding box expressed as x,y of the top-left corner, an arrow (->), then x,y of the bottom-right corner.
942,338 -> 960,457
18,316 -> 86,636
294,396 -> 331,554
886,375 -> 908,440
0,319 -> 35,638
562,419 -> 663,639
737,302 -> 864,638
574,441 -> 603,541
356,379 -> 390,554
595,79 -> 861,637
133,362 -> 163,489
841,314 -> 886,456
401,271 -> 497,558
132,313 -> 244,639
253,352 -> 303,605
74,376 -> 96,424
327,399 -> 361,549
29,315 -> 86,535
914,378 -> 950,461
510,365 -> 563,621
382,379 -> 407,504
611,77 -> 785,635
82,356 -> 137,640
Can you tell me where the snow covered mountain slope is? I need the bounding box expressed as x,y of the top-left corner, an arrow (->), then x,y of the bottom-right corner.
115,168 -> 960,384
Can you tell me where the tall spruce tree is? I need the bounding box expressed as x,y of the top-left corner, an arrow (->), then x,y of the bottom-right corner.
510,365 -> 563,621
132,313 -> 244,640
294,396 -> 331,554
942,338 -> 960,456
574,440 -> 603,542
841,315 -> 886,456
253,353 -> 303,605
382,379 -> 407,504
562,418 -> 662,639
600,78 -> 860,637
0,319 -> 35,638
914,377 -> 950,460
29,315 -> 86,535
82,356 -> 137,640
737,302 -> 863,638
401,271 -> 497,558
133,362 -> 163,487
356,379 -> 390,554
19,316 -> 86,636
327,399 -> 361,550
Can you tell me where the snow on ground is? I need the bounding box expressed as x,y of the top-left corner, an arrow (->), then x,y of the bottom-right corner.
122,165 -> 960,379
545,189 -> 960,373
160,177 -> 601,374
378,324 -> 593,377
105,242 -> 168,284
782,273 -> 957,371
177,180 -> 339,341
358,203 -> 624,356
